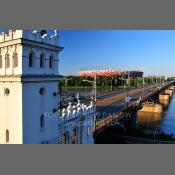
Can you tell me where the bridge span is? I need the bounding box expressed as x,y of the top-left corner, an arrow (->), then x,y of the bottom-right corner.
94,80 -> 175,136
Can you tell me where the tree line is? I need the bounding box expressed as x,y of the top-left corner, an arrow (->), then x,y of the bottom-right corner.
60,75 -> 166,89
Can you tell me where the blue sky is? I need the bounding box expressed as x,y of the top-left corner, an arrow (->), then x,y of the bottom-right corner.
59,30 -> 175,77
1,30 -> 175,76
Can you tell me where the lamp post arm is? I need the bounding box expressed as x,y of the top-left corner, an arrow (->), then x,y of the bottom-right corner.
83,80 -> 94,86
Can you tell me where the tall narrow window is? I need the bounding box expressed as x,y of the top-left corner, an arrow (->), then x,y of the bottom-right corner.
40,54 -> 45,68
13,52 -> 18,68
4,88 -> 10,96
61,133 -> 67,144
72,129 -> 77,144
29,52 -> 34,67
6,130 -> 9,143
40,115 -> 45,129
87,126 -> 90,136
5,54 -> 10,68
0,55 -> 2,68
49,56 -> 53,68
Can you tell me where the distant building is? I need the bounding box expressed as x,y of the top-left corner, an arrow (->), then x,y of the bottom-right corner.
0,30 -> 94,144
79,68 -> 143,78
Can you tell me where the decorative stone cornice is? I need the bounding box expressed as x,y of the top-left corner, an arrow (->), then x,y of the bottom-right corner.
0,74 -> 63,82
0,38 -> 64,52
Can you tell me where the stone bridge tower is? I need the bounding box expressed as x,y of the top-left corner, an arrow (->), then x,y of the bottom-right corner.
0,30 -> 63,144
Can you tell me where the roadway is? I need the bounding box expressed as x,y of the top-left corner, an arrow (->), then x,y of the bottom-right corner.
96,83 -> 164,119
97,84 -> 156,100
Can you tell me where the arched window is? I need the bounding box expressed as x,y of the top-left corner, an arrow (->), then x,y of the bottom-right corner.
61,133 -> 70,144
6,130 -> 9,143
40,115 -> 45,129
87,126 -> 90,136
72,129 -> 77,144
5,54 -> 10,68
61,134 -> 67,144
39,87 -> 46,95
4,88 -> 10,96
0,55 -> 2,68
49,56 -> 54,68
40,54 -> 45,68
29,52 -> 34,67
13,52 -> 18,68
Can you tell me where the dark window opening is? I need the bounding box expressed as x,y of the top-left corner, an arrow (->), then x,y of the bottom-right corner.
42,140 -> 49,144
87,126 -> 90,136
6,130 -> 9,143
72,129 -> 77,144
40,54 -> 45,68
0,55 -> 2,68
61,134 -> 67,144
29,53 -> 34,67
39,87 -> 45,95
40,115 -> 45,129
4,88 -> 10,96
49,56 -> 54,68
13,53 -> 18,68
6,54 -> 10,68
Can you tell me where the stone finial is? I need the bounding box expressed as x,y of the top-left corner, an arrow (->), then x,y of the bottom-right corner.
67,102 -> 73,111
67,109 -> 72,116
77,93 -> 80,100
90,101 -> 93,107
77,106 -> 82,113
32,30 -> 38,34
77,100 -> 81,107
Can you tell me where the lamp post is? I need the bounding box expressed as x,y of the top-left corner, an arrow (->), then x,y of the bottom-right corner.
83,75 -> 97,102
137,77 -> 145,96
83,75 -> 97,131
118,77 -> 130,90
163,77 -> 165,86
64,77 -> 72,90
142,77 -> 145,96
111,77 -> 116,91
118,78 -> 131,109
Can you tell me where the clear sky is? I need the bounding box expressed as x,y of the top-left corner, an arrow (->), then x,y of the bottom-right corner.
1,30 -> 175,77
59,30 -> 175,77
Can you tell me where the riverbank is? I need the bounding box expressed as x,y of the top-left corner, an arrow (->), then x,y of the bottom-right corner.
94,127 -> 175,144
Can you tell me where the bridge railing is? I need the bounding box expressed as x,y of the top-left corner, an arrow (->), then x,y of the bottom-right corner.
94,81 -> 175,134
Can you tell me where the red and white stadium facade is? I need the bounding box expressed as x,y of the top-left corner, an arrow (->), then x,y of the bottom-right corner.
79,69 -> 143,78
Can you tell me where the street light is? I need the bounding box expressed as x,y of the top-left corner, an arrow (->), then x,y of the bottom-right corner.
83,75 -> 97,102
137,77 -> 145,96
64,77 -> 72,90
83,75 -> 97,131
118,78 -> 132,109
111,77 -> 116,91
118,77 -> 130,90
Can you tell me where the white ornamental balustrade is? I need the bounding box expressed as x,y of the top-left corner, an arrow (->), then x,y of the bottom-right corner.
58,101 -> 94,125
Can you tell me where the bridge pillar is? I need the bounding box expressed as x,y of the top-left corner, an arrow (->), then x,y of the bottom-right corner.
159,94 -> 170,101
138,102 -> 163,113
159,94 -> 170,107
165,89 -> 174,97
169,86 -> 175,91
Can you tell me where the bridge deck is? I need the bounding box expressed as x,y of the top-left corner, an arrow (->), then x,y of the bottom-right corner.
94,81 -> 174,135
